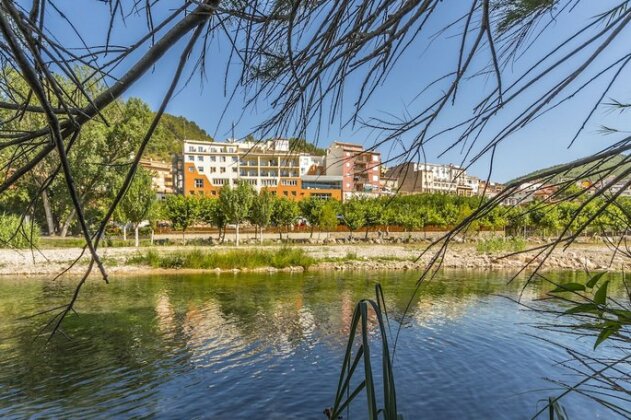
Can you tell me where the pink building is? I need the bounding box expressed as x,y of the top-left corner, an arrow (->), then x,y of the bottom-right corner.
326,142 -> 381,200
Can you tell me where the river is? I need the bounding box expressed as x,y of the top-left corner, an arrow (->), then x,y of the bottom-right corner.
0,270 -> 627,419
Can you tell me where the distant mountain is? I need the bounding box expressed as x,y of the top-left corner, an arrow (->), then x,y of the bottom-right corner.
145,113 -> 215,160
510,153 -> 629,184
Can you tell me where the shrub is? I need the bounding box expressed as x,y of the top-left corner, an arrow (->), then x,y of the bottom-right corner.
0,214 -> 40,248
127,247 -> 315,270
476,236 -> 526,254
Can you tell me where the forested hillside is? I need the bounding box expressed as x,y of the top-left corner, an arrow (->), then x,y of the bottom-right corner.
511,154 -> 629,184
146,118 -> 326,161
146,114 -> 214,160
288,138 -> 327,156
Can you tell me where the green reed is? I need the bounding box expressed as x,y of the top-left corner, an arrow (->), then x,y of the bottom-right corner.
326,284 -> 401,420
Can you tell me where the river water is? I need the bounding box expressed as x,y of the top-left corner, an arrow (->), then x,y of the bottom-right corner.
0,270 -> 627,419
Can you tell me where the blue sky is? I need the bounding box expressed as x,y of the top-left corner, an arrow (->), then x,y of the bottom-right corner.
40,1 -> 631,182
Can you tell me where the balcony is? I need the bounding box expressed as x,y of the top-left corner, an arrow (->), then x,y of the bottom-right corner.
280,160 -> 299,167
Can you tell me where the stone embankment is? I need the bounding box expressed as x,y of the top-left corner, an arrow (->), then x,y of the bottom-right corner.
311,246 -> 627,272
0,241 -> 628,277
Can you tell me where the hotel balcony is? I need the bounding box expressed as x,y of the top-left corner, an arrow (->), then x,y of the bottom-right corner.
239,160 -> 258,167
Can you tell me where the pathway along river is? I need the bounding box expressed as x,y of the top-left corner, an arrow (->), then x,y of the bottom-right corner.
0,271 -> 627,418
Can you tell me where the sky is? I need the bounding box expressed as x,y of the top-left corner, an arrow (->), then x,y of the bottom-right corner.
34,1 -> 631,183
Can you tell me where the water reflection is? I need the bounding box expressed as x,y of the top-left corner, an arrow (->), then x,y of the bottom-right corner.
0,271 -> 627,418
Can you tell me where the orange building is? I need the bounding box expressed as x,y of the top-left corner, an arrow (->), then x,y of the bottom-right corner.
180,139 -> 341,200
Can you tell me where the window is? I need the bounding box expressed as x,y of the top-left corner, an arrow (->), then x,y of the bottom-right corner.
198,166 -> 204,172
231,156 -> 238,163
188,167 -> 194,172
291,191 -> 296,196
372,155 -> 379,162
220,167 -> 226,173
197,155 -> 203,162
187,155 -> 194,161
232,167 -> 237,173
188,146 -> 195,152
372,175 -> 379,182
198,146 -> 204,152
210,156 -> 216,162
283,191 -> 288,196
195,178 -> 204,188
220,156 -> 226,162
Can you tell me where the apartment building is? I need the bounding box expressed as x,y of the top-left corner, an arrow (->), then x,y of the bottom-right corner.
299,155 -> 326,175
179,139 -> 341,200
326,141 -> 381,200
385,162 -> 479,196
139,158 -> 175,199
479,180 -> 505,198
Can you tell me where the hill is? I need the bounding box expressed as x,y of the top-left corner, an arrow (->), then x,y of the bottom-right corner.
288,138 -> 327,156
146,114 -> 215,160
510,153 -> 629,184
146,117 -> 327,161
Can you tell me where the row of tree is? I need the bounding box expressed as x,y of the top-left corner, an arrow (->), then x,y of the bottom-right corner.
160,182 -> 338,246
4,152 -> 628,246
149,184 -> 631,245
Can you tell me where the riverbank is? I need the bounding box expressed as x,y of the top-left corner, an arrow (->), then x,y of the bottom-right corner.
0,242 -> 628,276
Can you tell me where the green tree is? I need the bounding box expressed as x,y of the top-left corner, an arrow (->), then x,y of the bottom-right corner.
506,206 -> 532,237
249,189 -> 275,243
318,201 -> 339,239
163,195 -> 200,243
529,202 -> 561,237
199,197 -> 227,243
395,202 -> 424,239
362,198 -> 383,239
341,199 -> 366,239
377,198 -> 397,236
118,168 -> 157,247
219,181 -> 255,246
272,197 -> 299,240
299,196 -> 326,238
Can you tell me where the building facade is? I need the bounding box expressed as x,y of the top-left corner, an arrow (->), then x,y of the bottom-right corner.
326,141 -> 381,200
179,139 -> 341,200
139,158 -> 175,199
385,162 -> 480,196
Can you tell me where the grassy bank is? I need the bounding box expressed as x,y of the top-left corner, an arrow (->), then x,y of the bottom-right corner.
126,247 -> 316,270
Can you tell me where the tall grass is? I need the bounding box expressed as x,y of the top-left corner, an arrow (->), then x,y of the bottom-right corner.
326,284 -> 399,420
476,236 -> 526,254
0,214 -> 40,248
127,247 -> 315,270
